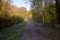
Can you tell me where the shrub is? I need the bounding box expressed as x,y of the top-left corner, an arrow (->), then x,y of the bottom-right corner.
0,15 -> 24,29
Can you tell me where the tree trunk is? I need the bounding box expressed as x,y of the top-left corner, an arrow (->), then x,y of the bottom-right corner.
56,0 -> 60,23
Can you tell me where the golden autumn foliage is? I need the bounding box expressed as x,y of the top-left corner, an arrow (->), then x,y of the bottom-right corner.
10,5 -> 28,21
0,0 -> 28,28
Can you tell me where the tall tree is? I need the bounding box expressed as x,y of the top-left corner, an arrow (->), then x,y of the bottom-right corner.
30,0 -> 44,22
0,0 -> 12,18
30,0 -> 57,23
55,0 -> 60,23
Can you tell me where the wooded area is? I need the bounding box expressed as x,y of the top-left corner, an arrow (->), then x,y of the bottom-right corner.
0,0 -> 27,29
0,0 -> 60,40
0,0 -> 60,29
29,0 -> 60,29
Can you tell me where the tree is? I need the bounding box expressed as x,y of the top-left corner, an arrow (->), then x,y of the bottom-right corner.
55,0 -> 60,23
30,0 -> 57,23
0,0 -> 12,18
44,1 -> 57,23
30,0 -> 44,22
0,0 -> 16,28
10,5 -> 28,21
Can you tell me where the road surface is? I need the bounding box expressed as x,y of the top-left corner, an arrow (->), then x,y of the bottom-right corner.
20,21 -> 54,40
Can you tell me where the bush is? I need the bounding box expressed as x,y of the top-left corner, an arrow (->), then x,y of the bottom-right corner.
0,15 -> 24,29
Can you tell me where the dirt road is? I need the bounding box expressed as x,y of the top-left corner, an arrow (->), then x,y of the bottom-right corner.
20,21 -> 55,40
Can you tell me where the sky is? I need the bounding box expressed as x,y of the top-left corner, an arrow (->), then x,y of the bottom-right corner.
12,0 -> 30,11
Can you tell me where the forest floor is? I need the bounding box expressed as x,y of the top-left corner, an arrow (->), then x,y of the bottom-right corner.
20,20 -> 60,40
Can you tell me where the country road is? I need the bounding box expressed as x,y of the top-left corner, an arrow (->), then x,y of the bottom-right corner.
0,20 -> 60,40
20,21 -> 56,40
